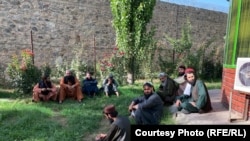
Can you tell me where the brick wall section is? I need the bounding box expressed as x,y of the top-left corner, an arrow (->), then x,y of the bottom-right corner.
222,68 -> 250,118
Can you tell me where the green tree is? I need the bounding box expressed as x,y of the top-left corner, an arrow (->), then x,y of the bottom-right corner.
165,19 -> 192,66
165,20 -> 222,79
110,0 -> 156,84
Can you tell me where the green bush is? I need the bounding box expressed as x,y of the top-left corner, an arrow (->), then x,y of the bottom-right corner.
6,49 -> 41,94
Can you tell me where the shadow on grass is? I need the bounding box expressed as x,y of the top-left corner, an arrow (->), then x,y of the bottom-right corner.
0,106 -> 64,141
0,88 -> 19,99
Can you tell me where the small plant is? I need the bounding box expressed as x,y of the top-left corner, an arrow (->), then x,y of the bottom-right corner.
52,44 -> 88,80
98,47 -> 126,85
0,63 -> 9,88
6,49 -> 41,94
41,63 -> 52,76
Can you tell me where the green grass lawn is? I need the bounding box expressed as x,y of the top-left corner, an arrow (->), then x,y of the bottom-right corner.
0,80 -> 221,141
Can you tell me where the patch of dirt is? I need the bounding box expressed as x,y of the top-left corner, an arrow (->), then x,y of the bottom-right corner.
51,111 -> 67,127
83,118 -> 110,141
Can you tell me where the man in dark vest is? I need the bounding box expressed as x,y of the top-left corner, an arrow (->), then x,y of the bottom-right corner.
32,74 -> 58,102
174,68 -> 213,114
157,72 -> 179,105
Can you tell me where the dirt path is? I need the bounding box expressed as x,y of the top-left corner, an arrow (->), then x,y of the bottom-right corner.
50,110 -> 103,141
83,118 -> 110,141
51,110 -> 68,127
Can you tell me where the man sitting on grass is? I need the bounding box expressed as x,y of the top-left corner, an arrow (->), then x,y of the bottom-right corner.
95,104 -> 131,141
32,74 -> 58,102
102,74 -> 119,97
58,70 -> 84,104
81,71 -> 99,98
128,82 -> 164,125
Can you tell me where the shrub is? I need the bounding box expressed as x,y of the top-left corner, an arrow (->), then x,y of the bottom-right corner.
6,49 -> 41,94
98,47 -> 126,85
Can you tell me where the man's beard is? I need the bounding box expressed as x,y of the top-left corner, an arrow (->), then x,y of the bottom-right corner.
188,79 -> 196,86
178,72 -> 185,76
108,118 -> 114,124
144,92 -> 153,99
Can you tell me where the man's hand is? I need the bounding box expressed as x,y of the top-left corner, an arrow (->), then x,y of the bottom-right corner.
67,85 -> 74,89
128,104 -> 134,112
95,133 -> 106,141
132,104 -> 138,110
175,99 -> 181,107
190,101 -> 196,107
129,102 -> 137,111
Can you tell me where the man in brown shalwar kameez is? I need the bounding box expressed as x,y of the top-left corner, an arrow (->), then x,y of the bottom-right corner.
32,74 -> 58,102
58,70 -> 84,104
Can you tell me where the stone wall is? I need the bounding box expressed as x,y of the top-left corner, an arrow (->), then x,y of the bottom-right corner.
0,0 -> 228,68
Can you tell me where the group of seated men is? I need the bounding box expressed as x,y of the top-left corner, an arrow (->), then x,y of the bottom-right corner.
127,66 -> 213,125
31,65 -> 213,127
32,70 -> 119,104
82,72 -> 119,98
155,65 -> 213,114
120,64 -> 213,126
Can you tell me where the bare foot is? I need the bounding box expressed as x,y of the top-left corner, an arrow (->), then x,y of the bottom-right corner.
116,92 -> 119,97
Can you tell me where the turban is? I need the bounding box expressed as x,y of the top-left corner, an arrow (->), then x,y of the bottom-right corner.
108,73 -> 114,78
103,105 -> 116,114
158,72 -> 167,78
185,68 -> 195,74
143,82 -> 154,87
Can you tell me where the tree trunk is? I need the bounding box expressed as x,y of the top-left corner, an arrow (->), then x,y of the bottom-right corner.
127,56 -> 135,84
127,73 -> 133,84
